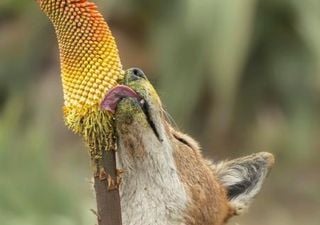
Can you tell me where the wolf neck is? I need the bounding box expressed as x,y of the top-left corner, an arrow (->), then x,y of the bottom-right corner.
117,125 -> 188,225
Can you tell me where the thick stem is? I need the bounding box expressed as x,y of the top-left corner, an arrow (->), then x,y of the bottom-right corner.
94,149 -> 122,225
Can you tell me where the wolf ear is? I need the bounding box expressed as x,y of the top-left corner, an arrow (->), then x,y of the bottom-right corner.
215,152 -> 275,215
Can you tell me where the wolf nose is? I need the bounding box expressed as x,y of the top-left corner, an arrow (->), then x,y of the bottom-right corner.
127,68 -> 147,81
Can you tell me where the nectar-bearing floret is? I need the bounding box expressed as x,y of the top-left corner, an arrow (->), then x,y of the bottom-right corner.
37,0 -> 124,159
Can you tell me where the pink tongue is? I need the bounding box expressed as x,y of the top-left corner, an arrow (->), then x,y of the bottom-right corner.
101,85 -> 141,113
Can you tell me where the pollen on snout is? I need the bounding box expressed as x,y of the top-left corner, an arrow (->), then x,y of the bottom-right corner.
115,98 -> 149,128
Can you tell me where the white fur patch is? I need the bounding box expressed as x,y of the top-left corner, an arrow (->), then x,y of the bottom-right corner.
117,122 -> 188,225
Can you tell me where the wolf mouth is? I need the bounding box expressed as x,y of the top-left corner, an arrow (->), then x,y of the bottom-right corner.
101,85 -> 161,141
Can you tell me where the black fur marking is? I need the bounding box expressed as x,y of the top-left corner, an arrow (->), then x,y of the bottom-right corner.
226,162 -> 263,200
141,100 -> 162,142
173,133 -> 194,150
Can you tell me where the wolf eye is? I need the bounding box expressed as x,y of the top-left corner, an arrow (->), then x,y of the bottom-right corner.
130,68 -> 147,79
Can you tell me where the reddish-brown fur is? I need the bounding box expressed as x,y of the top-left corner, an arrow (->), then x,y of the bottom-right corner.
170,129 -> 235,225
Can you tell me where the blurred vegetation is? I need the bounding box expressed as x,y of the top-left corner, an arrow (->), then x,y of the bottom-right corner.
0,0 -> 319,224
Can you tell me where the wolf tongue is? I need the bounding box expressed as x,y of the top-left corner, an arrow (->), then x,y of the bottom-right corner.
101,85 -> 142,113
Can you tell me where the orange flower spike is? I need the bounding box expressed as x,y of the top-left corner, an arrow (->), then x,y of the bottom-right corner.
37,0 -> 124,155
38,0 -> 124,107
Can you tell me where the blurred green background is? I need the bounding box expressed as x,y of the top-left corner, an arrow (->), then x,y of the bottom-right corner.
1,0 -> 319,224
